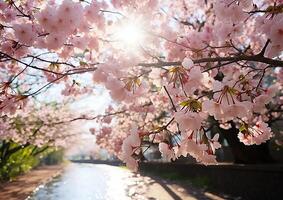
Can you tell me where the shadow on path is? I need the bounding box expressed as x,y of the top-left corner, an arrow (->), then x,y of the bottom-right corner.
138,171 -> 226,200
152,179 -> 183,200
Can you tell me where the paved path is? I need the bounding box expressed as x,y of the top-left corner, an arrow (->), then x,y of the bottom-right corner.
128,173 -> 225,200
0,165 -> 63,200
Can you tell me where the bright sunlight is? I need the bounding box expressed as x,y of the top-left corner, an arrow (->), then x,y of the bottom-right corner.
115,20 -> 145,49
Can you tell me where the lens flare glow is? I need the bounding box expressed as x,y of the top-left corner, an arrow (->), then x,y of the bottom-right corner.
116,21 -> 145,48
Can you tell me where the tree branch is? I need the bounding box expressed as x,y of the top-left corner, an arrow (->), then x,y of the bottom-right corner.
138,54 -> 283,69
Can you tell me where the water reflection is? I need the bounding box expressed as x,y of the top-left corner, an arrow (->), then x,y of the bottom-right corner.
28,163 -> 132,200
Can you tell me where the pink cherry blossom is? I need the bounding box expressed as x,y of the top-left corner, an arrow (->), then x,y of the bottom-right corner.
13,23 -> 37,45
46,33 -> 66,50
208,133 -> 221,153
159,142 -> 176,161
182,57 -> 194,69
238,121 -> 273,145
0,0 -> 282,170
120,127 -> 141,171
174,111 -> 204,132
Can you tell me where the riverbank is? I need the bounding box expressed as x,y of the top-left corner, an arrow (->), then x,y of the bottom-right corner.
0,165 -> 64,200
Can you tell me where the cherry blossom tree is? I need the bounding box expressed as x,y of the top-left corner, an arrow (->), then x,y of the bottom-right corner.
0,102 -> 80,179
0,0 -> 283,171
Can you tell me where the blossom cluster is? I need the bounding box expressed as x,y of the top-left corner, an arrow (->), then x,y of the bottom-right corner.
0,0 -> 283,171
0,103 -> 80,148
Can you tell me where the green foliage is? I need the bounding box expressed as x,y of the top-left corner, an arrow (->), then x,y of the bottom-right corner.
0,141 -> 64,182
41,149 -> 64,165
0,145 -> 39,181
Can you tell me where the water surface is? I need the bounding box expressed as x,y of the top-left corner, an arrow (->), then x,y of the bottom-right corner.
28,163 -> 132,200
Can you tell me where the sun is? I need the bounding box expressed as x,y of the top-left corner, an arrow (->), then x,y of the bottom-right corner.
116,19 -> 145,49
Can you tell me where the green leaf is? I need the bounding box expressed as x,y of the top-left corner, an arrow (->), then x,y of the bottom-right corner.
239,124 -> 247,132
180,100 -> 190,107
79,60 -> 89,67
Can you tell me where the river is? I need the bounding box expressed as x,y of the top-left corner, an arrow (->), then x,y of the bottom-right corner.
27,163 -> 135,200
